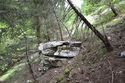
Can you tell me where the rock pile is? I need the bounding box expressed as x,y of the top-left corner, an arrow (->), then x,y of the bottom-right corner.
38,41 -> 81,58
38,41 -> 82,74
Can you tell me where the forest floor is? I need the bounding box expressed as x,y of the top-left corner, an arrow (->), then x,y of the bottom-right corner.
37,14 -> 125,83
1,13 -> 125,83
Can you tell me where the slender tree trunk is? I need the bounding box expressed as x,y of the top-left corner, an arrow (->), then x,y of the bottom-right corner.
53,8 -> 63,41
49,0 -> 64,40
25,37 -> 37,82
110,4 -> 118,17
35,16 -> 41,44
67,0 -> 113,52
20,28 -> 37,82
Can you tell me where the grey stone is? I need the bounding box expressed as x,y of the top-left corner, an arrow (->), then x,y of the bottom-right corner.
38,41 -> 81,58
54,47 -> 80,58
120,51 -> 125,58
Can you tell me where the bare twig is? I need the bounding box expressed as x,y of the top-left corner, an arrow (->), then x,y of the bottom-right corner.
107,60 -> 114,83
20,28 -> 37,82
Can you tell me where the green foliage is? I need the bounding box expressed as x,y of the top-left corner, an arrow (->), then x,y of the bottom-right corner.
116,1 -> 125,13
83,3 -> 98,15
0,63 -> 8,72
94,11 -> 115,25
83,0 -> 122,15
0,22 -> 8,29
83,0 -> 101,15
93,0 -> 125,26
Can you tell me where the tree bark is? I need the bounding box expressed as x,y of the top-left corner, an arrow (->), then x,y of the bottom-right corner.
110,4 -> 118,17
67,0 -> 113,52
35,16 -> 41,44
53,8 -> 63,41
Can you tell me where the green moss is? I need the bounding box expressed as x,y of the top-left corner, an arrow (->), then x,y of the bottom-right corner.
0,63 -> 25,81
56,76 -> 66,83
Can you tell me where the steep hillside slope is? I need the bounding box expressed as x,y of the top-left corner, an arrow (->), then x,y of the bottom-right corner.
38,15 -> 125,83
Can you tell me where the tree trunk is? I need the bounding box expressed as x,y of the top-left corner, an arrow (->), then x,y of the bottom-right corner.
35,16 -> 41,44
53,9 -> 63,41
25,37 -> 37,82
67,0 -> 113,52
110,4 -> 118,17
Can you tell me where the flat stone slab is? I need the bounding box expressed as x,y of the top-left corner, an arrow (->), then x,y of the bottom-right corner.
54,48 -> 80,58
38,41 -> 81,58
